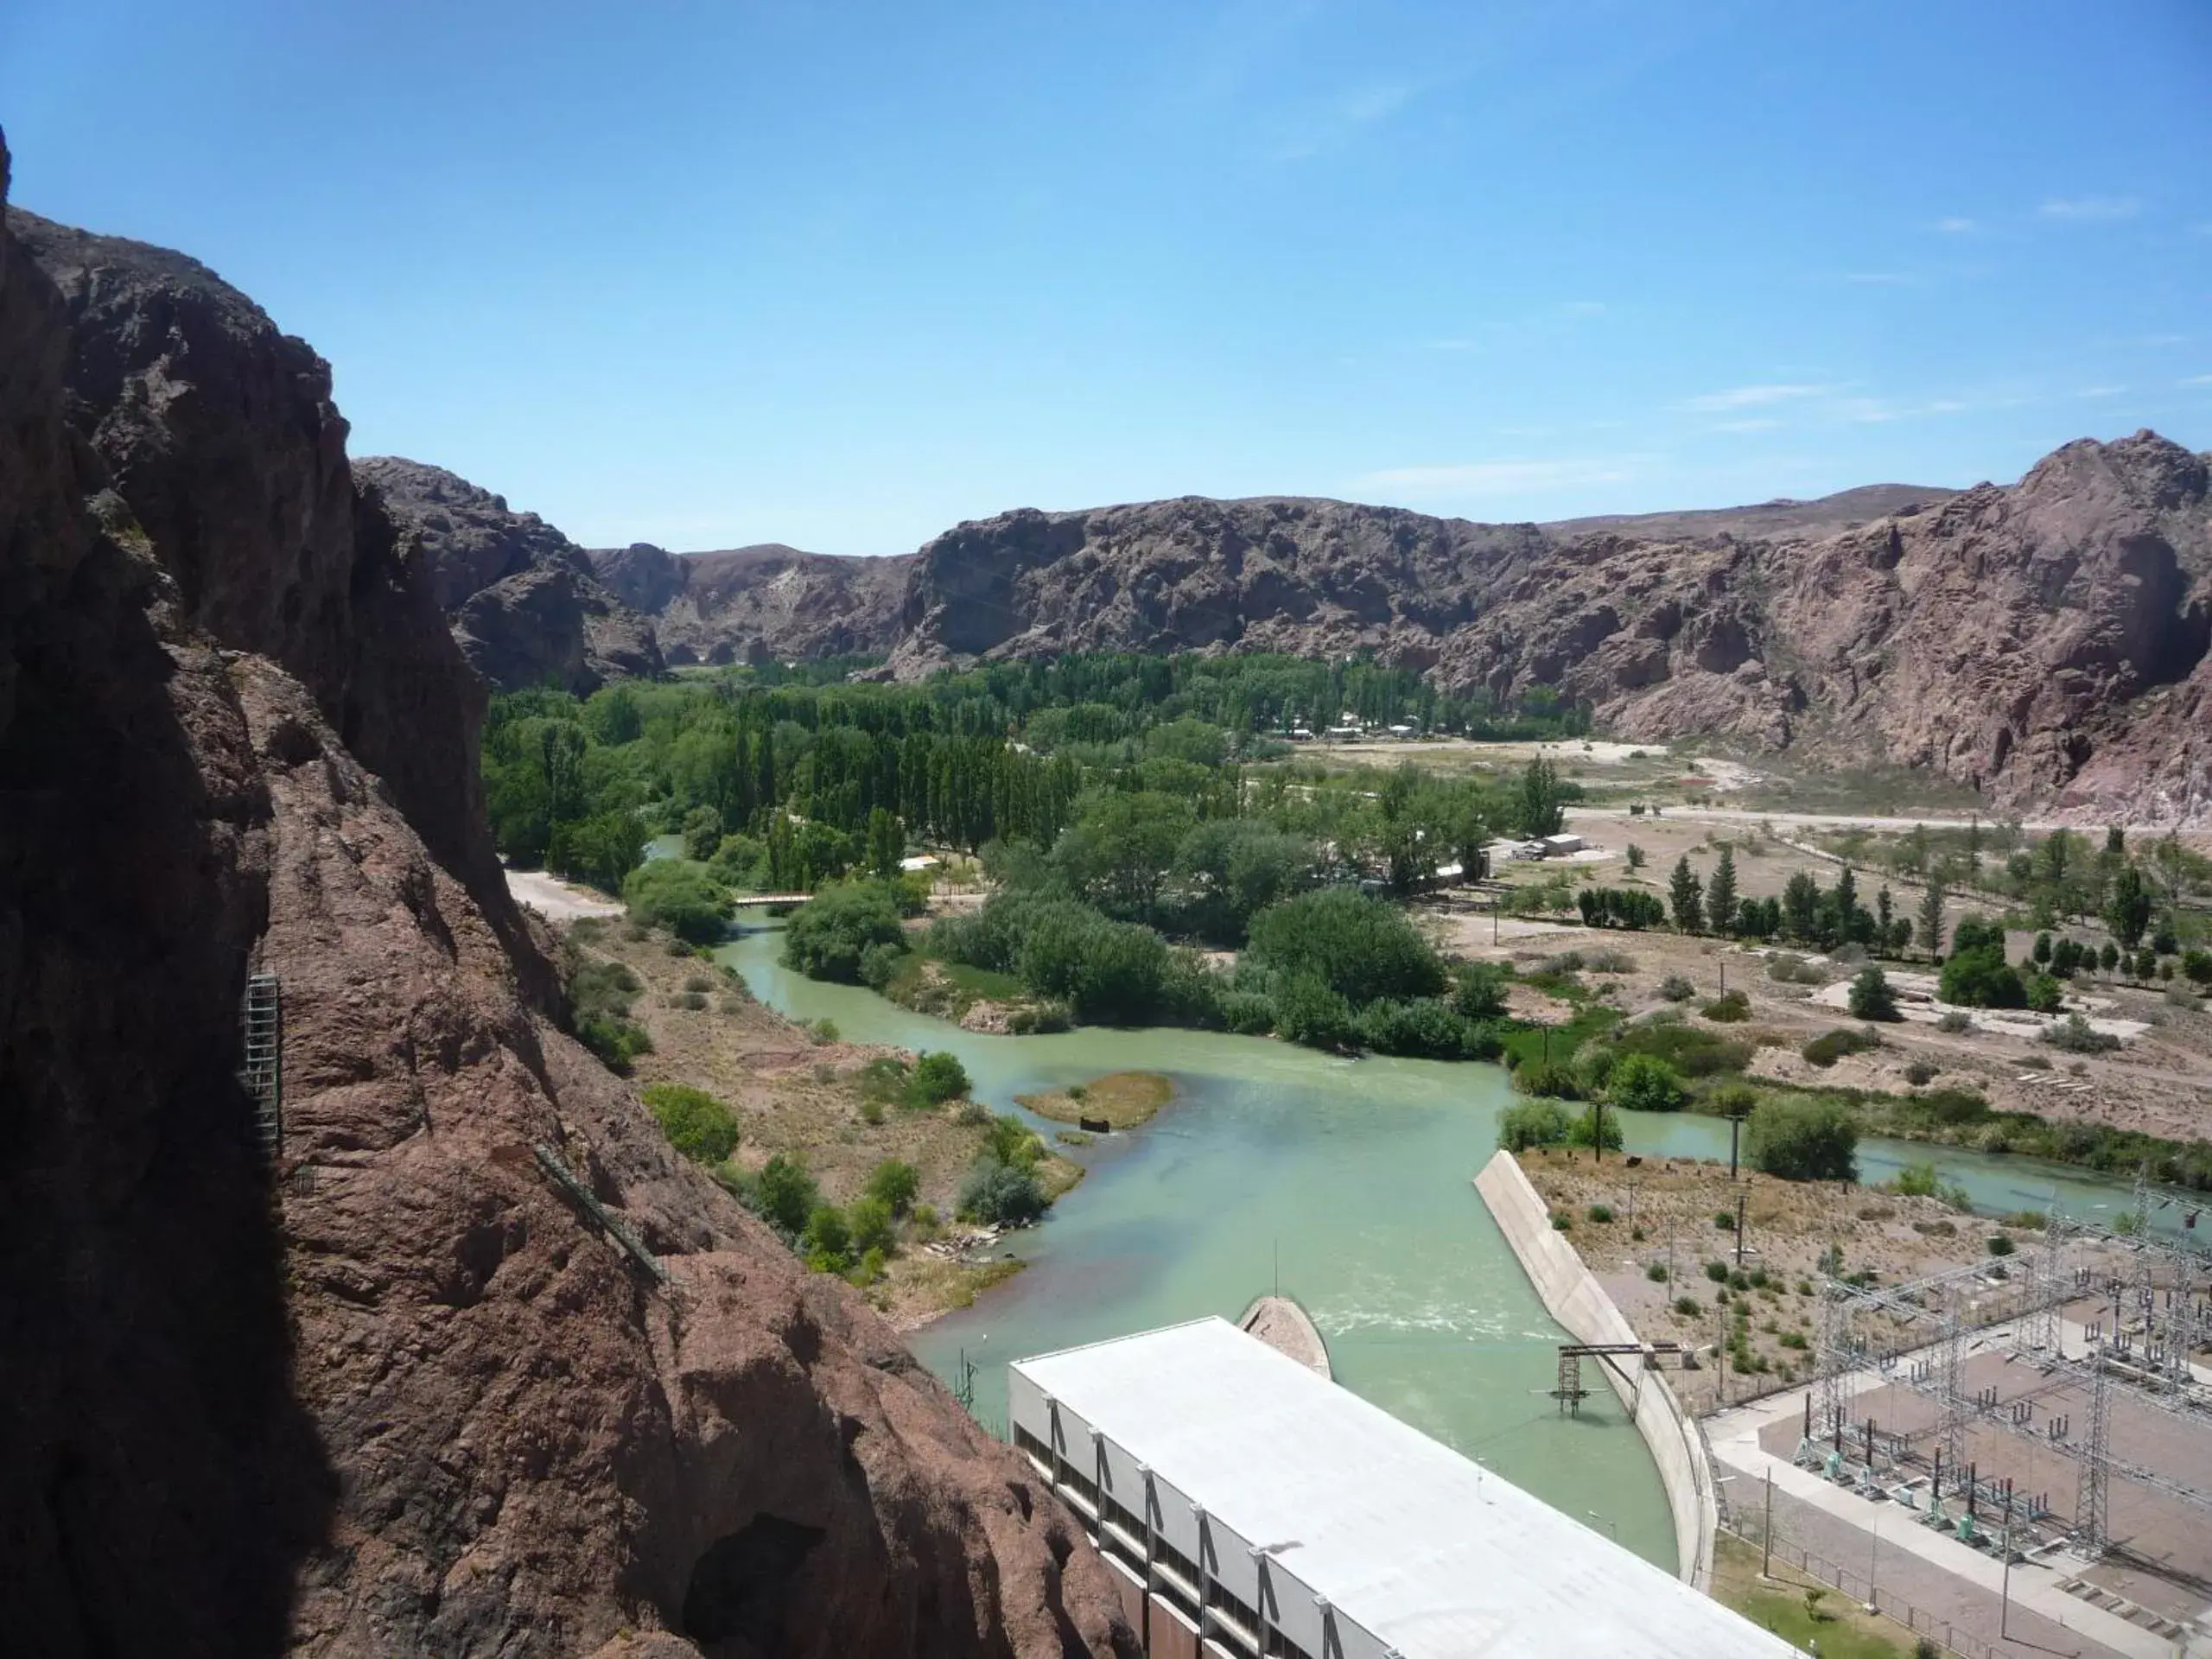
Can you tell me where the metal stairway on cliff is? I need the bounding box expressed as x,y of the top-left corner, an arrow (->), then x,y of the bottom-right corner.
238,972 -> 282,1154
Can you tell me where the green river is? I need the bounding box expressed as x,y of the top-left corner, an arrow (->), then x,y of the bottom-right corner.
715,915 -> 2178,1573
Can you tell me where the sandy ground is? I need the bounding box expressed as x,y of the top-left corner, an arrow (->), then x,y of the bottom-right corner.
1517,1148 -> 2139,1416
1422,803 -> 2212,1144
505,865 -> 623,920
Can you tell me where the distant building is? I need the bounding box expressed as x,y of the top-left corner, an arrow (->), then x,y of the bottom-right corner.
1008,1319 -> 1792,1659
1539,833 -> 1586,856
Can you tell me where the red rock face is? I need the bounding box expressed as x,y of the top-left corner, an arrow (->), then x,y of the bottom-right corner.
587,540 -> 912,667
0,143 -> 1134,1658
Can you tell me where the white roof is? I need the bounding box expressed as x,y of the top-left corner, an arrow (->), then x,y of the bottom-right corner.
1013,1319 -> 1791,1659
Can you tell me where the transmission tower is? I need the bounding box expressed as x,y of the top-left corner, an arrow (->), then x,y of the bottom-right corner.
2074,1361 -> 2113,1557
1937,1307 -> 1969,1483
1815,1279 -> 1853,1449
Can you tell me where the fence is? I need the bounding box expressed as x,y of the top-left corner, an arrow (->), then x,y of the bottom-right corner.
1716,1516 -> 2003,1659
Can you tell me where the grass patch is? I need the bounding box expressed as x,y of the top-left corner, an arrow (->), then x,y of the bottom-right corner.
1711,1535 -> 1914,1659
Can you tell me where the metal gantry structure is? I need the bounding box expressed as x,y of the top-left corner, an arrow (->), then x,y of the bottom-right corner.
1806,1205 -> 2212,1559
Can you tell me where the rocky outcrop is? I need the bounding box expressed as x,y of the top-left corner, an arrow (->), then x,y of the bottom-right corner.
589,541 -> 909,666
882,453 -> 2209,823
0,142 -> 1132,1659
885,495 -> 1552,677
357,456 -> 664,695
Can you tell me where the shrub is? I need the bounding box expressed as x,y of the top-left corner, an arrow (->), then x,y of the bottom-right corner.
1904,1060 -> 1936,1086
1646,1262 -> 1669,1282
1609,1052 -> 1688,1113
784,882 -> 907,982
1701,989 -> 1752,1022
1713,1211 -> 1736,1231
802,1203 -> 852,1272
1566,1102 -> 1624,1152
1672,1296 -> 1702,1318
1767,953 -> 1825,985
1747,1095 -> 1859,1182
1453,962 -> 1513,1020
909,1050 -> 972,1105
848,1195 -> 897,1256
2183,949 -> 2212,988
2042,1013 -> 2119,1054
1359,996 -> 1481,1058
753,1153 -> 820,1238
1220,990 -> 1277,1034
1893,1161 -> 1940,1197
1551,1212 -> 1573,1231
1657,974 -> 1696,1002
1847,966 -> 1901,1021
1274,974 -> 1359,1052
622,858 -> 735,944
857,939 -> 906,990
641,1082 -> 740,1163
2024,972 -> 2064,1014
1802,1027 -> 1878,1067
866,1159 -> 920,1216
1986,1234 -> 2016,1257
1705,1260 -> 1731,1281
958,1158 -> 1047,1226
1510,1060 -> 1583,1101
1587,1204 -> 1615,1224
1497,1099 -> 1573,1152
1935,1009 -> 1973,1033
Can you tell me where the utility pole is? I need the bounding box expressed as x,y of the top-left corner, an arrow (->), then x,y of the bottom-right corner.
1735,1192 -> 1748,1268
1762,1466 -> 1774,1580
1592,1098 -> 1605,1164
2000,1487 -> 2014,1638
1729,1114 -> 1743,1181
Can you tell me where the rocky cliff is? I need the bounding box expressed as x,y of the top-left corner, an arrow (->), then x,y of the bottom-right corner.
588,540 -> 909,666
881,452 -> 2209,823
356,456 -> 664,695
0,139 -> 1132,1659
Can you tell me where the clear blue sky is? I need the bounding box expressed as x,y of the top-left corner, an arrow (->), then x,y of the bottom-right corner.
5,1 -> 2209,555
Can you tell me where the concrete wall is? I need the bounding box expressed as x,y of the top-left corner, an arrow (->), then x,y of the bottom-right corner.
1473,1149 -> 1719,1590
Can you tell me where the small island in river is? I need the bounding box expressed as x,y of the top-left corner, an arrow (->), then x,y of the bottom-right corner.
1016,1071 -> 1176,1131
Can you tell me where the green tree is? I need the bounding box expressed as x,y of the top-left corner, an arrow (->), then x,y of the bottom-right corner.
958,1158 -> 1047,1225
1781,871 -> 1823,943
1746,1096 -> 1859,1182
640,1082 -> 740,1163
1453,961 -> 1512,1020
848,1195 -> 897,1256
623,858 -> 734,944
1939,947 -> 2026,1008
1667,856 -> 1705,933
1625,842 -> 1647,871
865,1159 -> 920,1215
1707,846 -> 1738,935
1273,973 -> 1359,1051
1608,1053 -> 1688,1113
1916,878 -> 1947,960
1847,966 -> 1901,1021
1515,757 -> 1567,839
2103,865 -> 2153,951
783,881 -> 906,982
681,804 -> 724,862
1498,1099 -> 1572,1152
1246,887 -> 1446,1002
802,1203 -> 853,1271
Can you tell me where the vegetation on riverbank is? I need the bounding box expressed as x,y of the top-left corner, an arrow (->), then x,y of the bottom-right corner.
1016,1071 -> 1175,1130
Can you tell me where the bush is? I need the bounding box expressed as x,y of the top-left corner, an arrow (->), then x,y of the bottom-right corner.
641,1082 -> 740,1163
1701,989 -> 1752,1022
2024,972 -> 2064,1014
909,1050 -> 972,1105
1646,1261 -> 1669,1281
753,1153 -> 820,1238
866,1159 -> 920,1215
1746,1095 -> 1859,1182
857,939 -> 907,990
1705,1260 -> 1731,1281
1359,996 -> 1481,1058
1802,1027 -> 1878,1067
1904,1061 -> 1936,1086
1587,1204 -> 1614,1223
958,1158 -> 1047,1226
622,858 -> 734,944
1566,1102 -> 1624,1152
1940,945 -> 2026,1009
2042,1013 -> 2120,1054
1986,1233 -> 2016,1257
1713,1210 -> 1736,1231
784,882 -> 907,982
1246,887 -> 1446,1002
1767,954 -> 1825,986
1657,975 -> 1696,1002
1847,966 -> 1901,1021
1510,1060 -> 1583,1101
1892,1160 -> 1939,1198
849,1195 -> 897,1256
1452,961 -> 1513,1020
1274,974 -> 1359,1052
1672,1296 -> 1703,1318
1609,1052 -> 1688,1113
1498,1099 -> 1572,1152
1220,990 -> 1277,1034
802,1203 -> 852,1272
2183,949 -> 2212,987
1935,1009 -> 1973,1033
